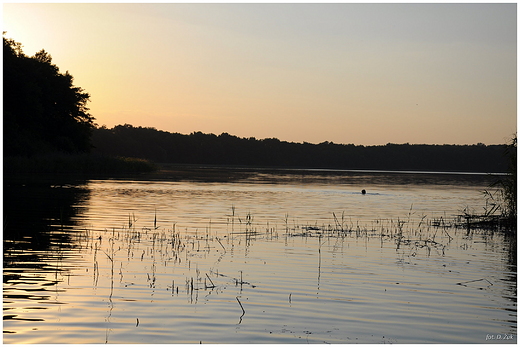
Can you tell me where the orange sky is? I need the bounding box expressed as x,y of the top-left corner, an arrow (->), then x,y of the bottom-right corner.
3,3 -> 517,145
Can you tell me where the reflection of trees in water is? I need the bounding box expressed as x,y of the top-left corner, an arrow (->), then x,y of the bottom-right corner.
4,177 -> 90,244
469,229 -> 517,311
503,232 -> 517,307
3,177 -> 91,322
496,231 -> 517,330
146,166 -> 500,187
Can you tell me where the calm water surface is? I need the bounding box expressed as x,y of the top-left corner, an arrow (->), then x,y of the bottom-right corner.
3,168 -> 516,343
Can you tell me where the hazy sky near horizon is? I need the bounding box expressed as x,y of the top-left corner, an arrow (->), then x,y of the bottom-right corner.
3,3 -> 517,145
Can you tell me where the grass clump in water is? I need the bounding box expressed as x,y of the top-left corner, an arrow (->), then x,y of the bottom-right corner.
464,135 -> 517,233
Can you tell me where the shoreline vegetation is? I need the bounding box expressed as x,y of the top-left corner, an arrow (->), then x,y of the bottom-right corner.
3,152 -> 157,177
92,124 -> 509,174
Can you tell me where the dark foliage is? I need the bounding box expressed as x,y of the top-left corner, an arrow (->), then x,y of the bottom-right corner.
4,153 -> 157,176
3,35 -> 95,156
487,134 -> 517,227
92,124 -> 510,173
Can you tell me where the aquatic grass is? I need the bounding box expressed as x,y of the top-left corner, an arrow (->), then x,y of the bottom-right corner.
205,273 -> 216,289
465,135 -> 517,233
236,296 -> 246,323
84,206 -> 498,309
456,278 -> 494,287
289,210 -> 463,258
332,212 -> 344,232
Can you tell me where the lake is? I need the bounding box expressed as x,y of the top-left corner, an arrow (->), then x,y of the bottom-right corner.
3,167 -> 516,343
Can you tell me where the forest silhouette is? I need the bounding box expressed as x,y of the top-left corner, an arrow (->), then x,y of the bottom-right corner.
3,35 -> 511,174
3,35 -> 94,157
92,124 -> 509,173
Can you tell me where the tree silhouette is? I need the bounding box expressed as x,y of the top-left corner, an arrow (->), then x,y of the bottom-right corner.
91,124 -> 510,173
4,35 -> 95,156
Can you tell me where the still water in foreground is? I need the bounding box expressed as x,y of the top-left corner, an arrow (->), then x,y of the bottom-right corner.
3,168 -> 516,343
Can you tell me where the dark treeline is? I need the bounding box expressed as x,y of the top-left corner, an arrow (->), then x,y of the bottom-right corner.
92,124 -> 509,173
3,35 -> 94,157
3,35 -> 155,174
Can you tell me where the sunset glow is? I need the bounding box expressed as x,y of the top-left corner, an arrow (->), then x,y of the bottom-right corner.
3,3 -> 517,145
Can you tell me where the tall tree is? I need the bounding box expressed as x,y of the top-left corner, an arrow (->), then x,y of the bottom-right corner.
3,35 -> 95,156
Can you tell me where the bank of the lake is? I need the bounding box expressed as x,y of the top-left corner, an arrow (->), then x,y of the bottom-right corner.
4,153 -> 157,177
